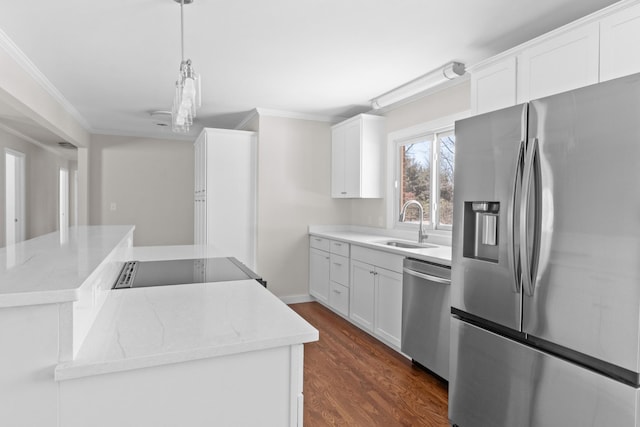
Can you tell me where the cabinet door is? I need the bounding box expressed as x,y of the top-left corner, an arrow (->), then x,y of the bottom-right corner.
331,126 -> 347,198
309,248 -> 330,303
517,22 -> 599,103
601,3 -> 640,82
350,260 -> 375,331
374,268 -> 403,349
343,122 -> 361,197
471,57 -> 517,115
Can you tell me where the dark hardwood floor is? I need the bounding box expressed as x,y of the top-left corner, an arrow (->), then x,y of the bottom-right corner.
290,302 -> 449,427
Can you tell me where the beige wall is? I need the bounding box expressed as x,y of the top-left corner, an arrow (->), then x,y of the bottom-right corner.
89,134 -> 194,246
349,80 -> 471,227
1,129 -> 70,247
255,115 -> 350,298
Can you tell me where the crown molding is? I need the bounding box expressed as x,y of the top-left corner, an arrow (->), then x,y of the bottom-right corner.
236,107 -> 346,129
0,27 -> 93,132
235,109 -> 260,130
469,0 -> 640,73
89,127 -> 197,142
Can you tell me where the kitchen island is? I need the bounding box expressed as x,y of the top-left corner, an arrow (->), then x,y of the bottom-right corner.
0,226 -> 318,427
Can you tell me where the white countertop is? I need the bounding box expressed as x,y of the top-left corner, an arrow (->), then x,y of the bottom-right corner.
55,245 -> 319,381
308,227 -> 452,266
0,226 -> 134,307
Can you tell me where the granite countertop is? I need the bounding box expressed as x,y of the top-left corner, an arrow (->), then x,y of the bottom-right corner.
308,227 -> 452,266
0,225 -> 134,307
55,245 -> 319,381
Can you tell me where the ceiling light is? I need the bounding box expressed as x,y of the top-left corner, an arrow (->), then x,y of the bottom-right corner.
171,0 -> 201,133
150,110 -> 172,127
370,61 -> 466,110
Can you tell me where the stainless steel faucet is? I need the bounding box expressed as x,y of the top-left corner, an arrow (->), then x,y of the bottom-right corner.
399,200 -> 428,243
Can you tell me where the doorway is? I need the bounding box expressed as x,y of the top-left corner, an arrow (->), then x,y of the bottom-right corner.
5,149 -> 25,246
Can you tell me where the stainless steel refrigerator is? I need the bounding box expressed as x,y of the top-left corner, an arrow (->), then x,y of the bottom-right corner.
450,72 -> 640,426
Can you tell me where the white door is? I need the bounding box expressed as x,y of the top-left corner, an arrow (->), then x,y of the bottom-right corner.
59,168 -> 69,231
5,149 -> 25,246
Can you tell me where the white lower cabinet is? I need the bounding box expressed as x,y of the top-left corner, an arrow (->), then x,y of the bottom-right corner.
374,268 -> 403,348
350,246 -> 404,350
309,237 -> 350,314
349,259 -> 376,331
309,237 -> 404,351
309,247 -> 330,304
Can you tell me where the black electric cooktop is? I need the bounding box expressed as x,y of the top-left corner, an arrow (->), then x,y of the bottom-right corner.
113,257 -> 265,289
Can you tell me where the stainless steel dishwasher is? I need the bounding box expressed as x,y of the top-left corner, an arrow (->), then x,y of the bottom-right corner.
401,257 -> 451,381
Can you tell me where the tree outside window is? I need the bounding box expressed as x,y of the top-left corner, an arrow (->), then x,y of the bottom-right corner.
397,129 -> 455,230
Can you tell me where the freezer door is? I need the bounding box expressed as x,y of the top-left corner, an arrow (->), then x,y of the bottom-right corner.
449,318 -> 639,427
452,104 -> 526,331
524,73 -> 640,374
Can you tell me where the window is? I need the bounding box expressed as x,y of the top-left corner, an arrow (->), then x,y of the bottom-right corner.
394,126 -> 456,231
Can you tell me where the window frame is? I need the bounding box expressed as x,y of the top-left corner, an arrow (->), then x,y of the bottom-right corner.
386,111 -> 470,235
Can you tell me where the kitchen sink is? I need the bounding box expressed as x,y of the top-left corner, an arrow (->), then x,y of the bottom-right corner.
378,240 -> 437,250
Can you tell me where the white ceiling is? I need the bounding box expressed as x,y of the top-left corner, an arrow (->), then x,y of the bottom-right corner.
0,0 -> 622,141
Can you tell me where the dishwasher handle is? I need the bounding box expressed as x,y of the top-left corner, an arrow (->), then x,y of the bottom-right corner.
403,267 -> 451,285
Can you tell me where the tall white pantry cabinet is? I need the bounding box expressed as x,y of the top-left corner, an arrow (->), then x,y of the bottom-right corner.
194,128 -> 258,270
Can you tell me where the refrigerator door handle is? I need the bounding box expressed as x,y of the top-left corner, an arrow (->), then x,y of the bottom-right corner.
520,138 -> 538,296
508,139 -> 525,294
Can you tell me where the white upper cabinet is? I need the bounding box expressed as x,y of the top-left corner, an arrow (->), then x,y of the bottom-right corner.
517,22 -> 600,103
331,114 -> 385,199
600,3 -> 640,82
470,56 -> 518,115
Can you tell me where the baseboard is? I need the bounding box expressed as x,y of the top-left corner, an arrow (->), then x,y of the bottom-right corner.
280,294 -> 315,305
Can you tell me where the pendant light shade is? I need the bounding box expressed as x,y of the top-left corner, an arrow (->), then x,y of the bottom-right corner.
171,0 -> 201,133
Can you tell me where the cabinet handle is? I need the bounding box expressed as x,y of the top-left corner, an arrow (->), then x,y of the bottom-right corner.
325,257 -> 330,260
334,243 -> 342,246
333,289 -> 342,294
333,262 -> 342,267
341,192 -> 347,195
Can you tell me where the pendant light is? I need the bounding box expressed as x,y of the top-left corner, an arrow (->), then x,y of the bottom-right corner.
172,0 -> 201,133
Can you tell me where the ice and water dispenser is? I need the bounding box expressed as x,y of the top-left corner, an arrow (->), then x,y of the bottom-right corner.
463,201 -> 500,262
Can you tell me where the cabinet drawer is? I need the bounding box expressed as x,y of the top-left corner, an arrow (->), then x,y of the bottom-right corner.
309,236 -> 330,252
330,240 -> 349,257
329,282 -> 349,317
330,254 -> 349,286
351,245 -> 404,273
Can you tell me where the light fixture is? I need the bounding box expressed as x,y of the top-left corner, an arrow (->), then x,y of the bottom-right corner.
370,61 -> 466,110
171,0 -> 201,133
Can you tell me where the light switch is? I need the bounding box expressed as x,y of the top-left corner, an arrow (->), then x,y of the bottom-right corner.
110,202 -> 117,211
